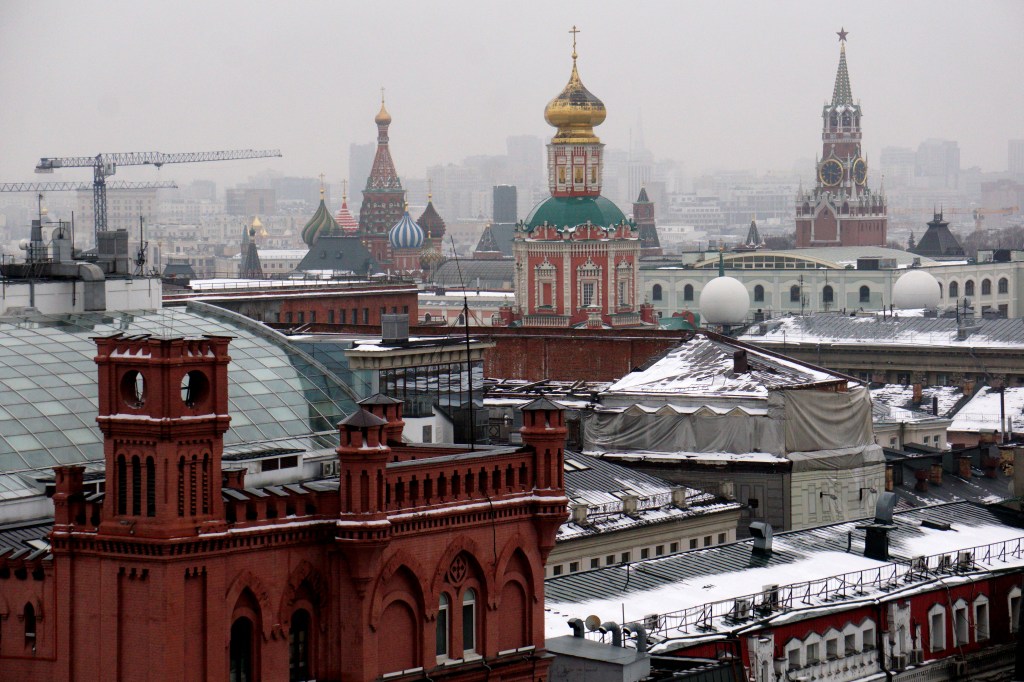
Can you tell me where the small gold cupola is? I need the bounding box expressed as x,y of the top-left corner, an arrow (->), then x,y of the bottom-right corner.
544,26 -> 606,144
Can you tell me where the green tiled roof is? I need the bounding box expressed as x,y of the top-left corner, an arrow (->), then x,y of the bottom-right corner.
523,195 -> 628,232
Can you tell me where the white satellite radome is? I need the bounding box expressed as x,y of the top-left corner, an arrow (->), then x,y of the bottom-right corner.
699,276 -> 750,324
892,269 -> 941,309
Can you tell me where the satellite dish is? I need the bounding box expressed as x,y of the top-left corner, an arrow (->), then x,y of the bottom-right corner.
18,239 -> 29,251
584,614 -> 602,632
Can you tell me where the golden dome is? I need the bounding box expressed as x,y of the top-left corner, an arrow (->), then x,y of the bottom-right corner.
374,93 -> 392,125
544,54 -> 606,144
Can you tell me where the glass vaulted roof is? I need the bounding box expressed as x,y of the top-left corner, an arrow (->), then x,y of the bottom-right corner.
0,303 -> 359,499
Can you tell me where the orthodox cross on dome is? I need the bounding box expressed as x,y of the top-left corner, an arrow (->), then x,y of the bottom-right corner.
569,25 -> 580,60
380,86 -> 385,104
837,27 -> 849,42
342,178 -> 347,202
427,178 -> 433,201
319,172 -> 326,199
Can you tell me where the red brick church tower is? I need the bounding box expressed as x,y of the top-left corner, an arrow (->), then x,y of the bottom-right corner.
6,333 -> 568,681
795,29 -> 887,247
507,27 -> 654,329
359,92 -> 407,266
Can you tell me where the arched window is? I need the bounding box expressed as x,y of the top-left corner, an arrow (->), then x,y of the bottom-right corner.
462,588 -> 477,655
131,455 -> 142,516
455,313 -> 465,326
982,279 -> 991,295
146,457 -> 156,517
117,454 -> 127,516
999,278 -> 1009,294
230,617 -> 255,682
823,285 -> 834,304
965,280 -> 975,297
424,313 -> 431,322
289,609 -> 311,682
859,286 -> 870,303
24,602 -> 36,644
684,284 -> 694,302
652,284 -> 663,301
754,285 -> 764,303
949,281 -> 959,298
790,285 -> 801,302
436,594 -> 450,659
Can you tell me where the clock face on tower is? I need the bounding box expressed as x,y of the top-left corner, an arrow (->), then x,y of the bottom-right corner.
819,159 -> 843,187
853,158 -> 868,185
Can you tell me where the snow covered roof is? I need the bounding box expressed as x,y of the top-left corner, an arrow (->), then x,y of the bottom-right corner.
603,334 -> 845,400
870,384 -> 964,419
742,315 -> 1024,349
559,452 -> 740,542
950,386 -> 1024,434
544,502 -> 1024,647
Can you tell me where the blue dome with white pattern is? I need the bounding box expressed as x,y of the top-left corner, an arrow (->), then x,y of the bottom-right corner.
388,210 -> 424,249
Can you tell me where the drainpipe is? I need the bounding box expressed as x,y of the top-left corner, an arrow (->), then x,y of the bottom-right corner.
876,600 -> 894,682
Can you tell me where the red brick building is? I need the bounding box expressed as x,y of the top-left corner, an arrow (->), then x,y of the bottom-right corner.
0,334 -> 568,681
165,282 -> 420,327
795,30 -> 888,248
506,39 -> 654,329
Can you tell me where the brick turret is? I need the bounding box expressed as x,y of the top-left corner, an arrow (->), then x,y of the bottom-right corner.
357,393 -> 405,446
519,397 -> 570,560
94,334 -> 231,538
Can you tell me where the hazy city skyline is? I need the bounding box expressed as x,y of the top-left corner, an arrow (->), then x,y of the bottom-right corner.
2,1 -> 1022,190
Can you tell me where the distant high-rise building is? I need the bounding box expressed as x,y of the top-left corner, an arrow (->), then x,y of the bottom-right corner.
795,30 -> 887,248
348,142 -> 375,215
1009,140 -> 1024,176
879,146 -> 916,188
506,135 -> 544,217
225,188 -> 276,217
916,139 -> 960,189
493,185 -> 518,223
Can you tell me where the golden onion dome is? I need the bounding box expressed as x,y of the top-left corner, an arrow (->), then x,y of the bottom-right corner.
374,99 -> 392,126
544,54 -> 606,144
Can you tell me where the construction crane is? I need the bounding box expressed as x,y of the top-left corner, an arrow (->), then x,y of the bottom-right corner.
0,180 -> 177,192
34,148 -> 282,238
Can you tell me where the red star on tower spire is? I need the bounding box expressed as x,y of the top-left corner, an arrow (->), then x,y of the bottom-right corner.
837,27 -> 849,42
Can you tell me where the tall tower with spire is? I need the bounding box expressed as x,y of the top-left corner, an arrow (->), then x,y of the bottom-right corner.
795,30 -> 887,248
358,91 -> 406,265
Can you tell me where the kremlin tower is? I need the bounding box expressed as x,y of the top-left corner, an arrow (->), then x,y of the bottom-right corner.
508,27 -> 653,329
795,29 -> 887,248
358,93 -> 406,266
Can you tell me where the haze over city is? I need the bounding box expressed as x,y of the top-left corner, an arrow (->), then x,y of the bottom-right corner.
2,1 -> 1023,187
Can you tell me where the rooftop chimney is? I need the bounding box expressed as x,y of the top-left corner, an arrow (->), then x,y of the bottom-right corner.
862,492 -> 897,561
750,521 -> 773,556
733,349 -> 749,374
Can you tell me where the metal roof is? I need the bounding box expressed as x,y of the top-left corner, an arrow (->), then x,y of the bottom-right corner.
742,314 -> 1024,348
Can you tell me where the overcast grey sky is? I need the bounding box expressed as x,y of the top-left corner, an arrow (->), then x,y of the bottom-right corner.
2,1 -> 1022,187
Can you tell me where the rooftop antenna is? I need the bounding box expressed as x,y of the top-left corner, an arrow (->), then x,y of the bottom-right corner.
134,215 -> 148,276
449,233 -> 476,450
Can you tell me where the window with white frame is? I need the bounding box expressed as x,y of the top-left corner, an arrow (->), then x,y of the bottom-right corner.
535,261 -> 556,308
928,604 -> 946,651
787,645 -> 801,671
825,635 -> 839,660
462,588 -> 477,655
806,641 -> 820,665
844,632 -> 857,655
1010,587 -> 1021,633
953,599 -> 969,646
973,595 -> 989,641
862,624 -> 875,650
436,593 -> 450,659
577,260 -> 601,309
616,261 -> 632,307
